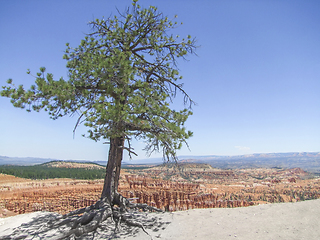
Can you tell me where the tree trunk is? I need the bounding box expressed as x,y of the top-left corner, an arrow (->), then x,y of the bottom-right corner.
101,136 -> 124,204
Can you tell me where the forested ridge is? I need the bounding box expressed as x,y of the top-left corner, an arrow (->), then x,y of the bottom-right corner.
0,161 -> 106,180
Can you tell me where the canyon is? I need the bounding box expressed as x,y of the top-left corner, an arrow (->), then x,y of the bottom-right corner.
1,162 -> 320,217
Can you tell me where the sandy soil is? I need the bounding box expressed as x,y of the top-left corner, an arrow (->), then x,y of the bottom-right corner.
0,199 -> 319,239
150,199 -> 320,240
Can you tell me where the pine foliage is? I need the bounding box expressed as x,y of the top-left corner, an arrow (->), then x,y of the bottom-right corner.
1,0 -> 197,161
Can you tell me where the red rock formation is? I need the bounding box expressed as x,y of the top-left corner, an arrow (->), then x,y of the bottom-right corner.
2,167 -> 320,215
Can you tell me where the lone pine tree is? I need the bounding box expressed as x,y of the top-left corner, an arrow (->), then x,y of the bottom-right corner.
1,0 -> 197,238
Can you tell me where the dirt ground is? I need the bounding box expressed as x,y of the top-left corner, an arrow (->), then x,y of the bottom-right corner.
0,199 -> 319,239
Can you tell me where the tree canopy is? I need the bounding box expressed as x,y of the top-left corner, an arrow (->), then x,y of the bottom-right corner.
1,0 -> 197,161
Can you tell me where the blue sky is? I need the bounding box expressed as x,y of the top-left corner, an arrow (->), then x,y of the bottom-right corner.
1,0 -> 319,162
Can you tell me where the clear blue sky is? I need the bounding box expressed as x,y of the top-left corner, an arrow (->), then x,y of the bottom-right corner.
1,0 -> 319,162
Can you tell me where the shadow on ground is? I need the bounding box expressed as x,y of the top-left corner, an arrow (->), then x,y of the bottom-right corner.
0,211 -> 171,240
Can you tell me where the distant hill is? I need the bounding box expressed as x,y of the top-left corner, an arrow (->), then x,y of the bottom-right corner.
0,155 -> 161,166
0,160 -> 106,180
41,161 -> 105,169
0,156 -> 107,166
180,152 -> 320,173
0,156 -> 57,165
1,152 -> 320,173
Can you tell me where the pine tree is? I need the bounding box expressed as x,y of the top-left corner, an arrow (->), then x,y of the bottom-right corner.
1,0 -> 197,238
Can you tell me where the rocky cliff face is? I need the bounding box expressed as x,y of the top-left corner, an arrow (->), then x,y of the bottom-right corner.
1,165 -> 320,216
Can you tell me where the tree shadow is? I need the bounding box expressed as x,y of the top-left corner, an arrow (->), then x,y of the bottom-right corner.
0,211 -> 171,240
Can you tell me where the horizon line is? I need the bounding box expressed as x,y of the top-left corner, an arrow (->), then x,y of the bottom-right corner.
1,151 -> 319,162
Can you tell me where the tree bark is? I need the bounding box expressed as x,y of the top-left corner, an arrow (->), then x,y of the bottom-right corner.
101,136 -> 124,204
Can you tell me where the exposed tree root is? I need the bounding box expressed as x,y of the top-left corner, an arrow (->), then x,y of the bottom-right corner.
0,194 -> 168,240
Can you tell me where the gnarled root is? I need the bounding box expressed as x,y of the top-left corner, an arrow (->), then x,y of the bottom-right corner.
1,195 -> 166,240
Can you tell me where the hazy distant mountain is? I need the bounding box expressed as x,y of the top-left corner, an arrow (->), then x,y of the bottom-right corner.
1,152 -> 319,173
180,152 -> 320,173
180,152 -> 320,160
0,156 -> 106,166
0,155 -> 161,166
0,156 -> 57,165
